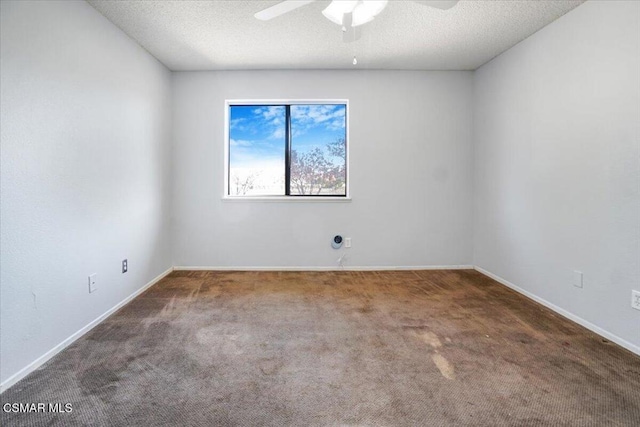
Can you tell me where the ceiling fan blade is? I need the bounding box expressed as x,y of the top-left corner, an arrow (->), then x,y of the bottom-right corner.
254,0 -> 317,21
413,0 -> 459,10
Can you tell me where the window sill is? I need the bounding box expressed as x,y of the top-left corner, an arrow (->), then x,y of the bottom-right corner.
222,196 -> 352,203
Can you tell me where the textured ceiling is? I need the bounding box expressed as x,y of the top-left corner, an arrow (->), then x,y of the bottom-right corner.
87,0 -> 585,71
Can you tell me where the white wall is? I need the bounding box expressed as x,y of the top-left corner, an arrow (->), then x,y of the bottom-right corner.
0,1 -> 173,386
172,71 -> 474,268
473,0 -> 640,352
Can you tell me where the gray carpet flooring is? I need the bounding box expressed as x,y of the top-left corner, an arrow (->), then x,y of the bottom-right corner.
1,270 -> 639,426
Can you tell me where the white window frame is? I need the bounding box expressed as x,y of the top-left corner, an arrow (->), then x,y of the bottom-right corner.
223,99 -> 351,201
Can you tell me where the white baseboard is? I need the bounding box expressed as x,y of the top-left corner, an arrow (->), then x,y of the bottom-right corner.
474,266 -> 640,357
0,266 -> 174,394
173,265 -> 474,271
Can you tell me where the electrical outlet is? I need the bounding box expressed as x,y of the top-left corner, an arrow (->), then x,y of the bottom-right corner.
122,259 -> 128,274
345,237 -> 351,248
632,290 -> 640,311
88,274 -> 97,293
572,271 -> 583,288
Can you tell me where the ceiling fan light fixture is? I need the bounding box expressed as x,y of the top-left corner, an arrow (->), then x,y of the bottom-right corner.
322,0 -> 358,25
352,1 -> 388,26
323,0 -> 388,27
351,9 -> 374,27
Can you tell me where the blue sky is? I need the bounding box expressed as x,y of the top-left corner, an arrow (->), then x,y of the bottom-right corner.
229,104 -> 346,169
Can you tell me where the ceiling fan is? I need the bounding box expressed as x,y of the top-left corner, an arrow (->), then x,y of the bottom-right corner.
255,1 -> 459,25
255,1 -> 459,43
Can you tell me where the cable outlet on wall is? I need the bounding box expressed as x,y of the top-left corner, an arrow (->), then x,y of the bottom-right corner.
122,259 -> 128,274
345,237 -> 351,248
572,270 -> 583,288
632,290 -> 640,311
88,274 -> 97,293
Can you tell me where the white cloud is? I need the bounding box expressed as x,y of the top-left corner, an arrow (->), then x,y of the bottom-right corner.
251,106 -> 286,139
326,118 -> 344,131
230,117 -> 246,131
291,105 -> 345,135
271,128 -> 285,139
239,105 -> 344,141
230,139 -> 253,147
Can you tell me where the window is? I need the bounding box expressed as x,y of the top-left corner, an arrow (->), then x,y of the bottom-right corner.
226,101 -> 348,198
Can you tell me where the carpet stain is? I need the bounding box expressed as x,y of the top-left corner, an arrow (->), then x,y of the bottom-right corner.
416,331 -> 442,349
432,353 -> 455,380
358,304 -> 374,314
258,359 -> 282,376
413,330 -> 454,379
79,366 -> 120,398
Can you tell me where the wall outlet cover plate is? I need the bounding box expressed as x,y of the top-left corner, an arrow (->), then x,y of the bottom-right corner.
88,274 -> 97,293
572,270 -> 583,288
632,290 -> 640,311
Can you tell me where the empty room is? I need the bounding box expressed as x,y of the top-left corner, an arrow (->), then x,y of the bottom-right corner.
1,0 -> 639,425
